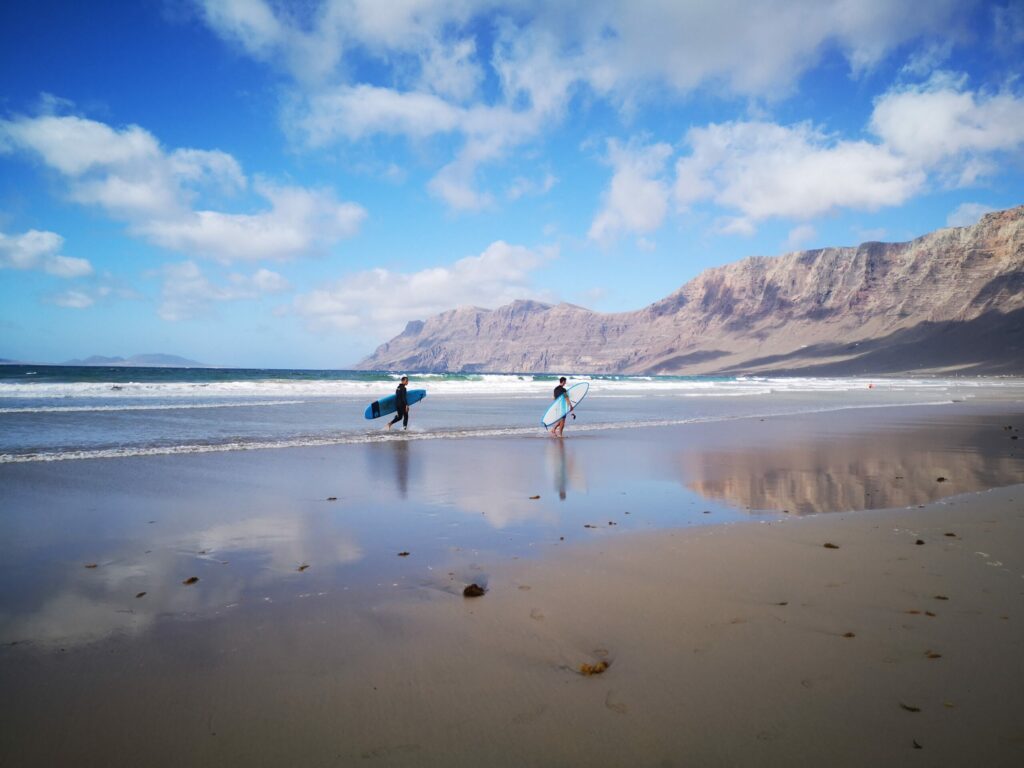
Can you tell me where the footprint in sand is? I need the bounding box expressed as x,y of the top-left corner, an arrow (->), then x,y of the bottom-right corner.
604,690 -> 628,714
529,608 -> 545,621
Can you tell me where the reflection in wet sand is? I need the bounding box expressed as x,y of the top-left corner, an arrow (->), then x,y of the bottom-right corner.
2,407 -> 1020,655
439,444 -> 563,529
546,439 -> 587,500
0,508 -> 363,650
390,439 -> 410,497
676,416 -> 1024,514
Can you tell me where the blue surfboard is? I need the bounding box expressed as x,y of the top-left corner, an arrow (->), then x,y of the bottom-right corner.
364,388 -> 427,420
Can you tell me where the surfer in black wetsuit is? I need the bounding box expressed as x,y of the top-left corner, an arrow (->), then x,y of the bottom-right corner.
387,376 -> 410,430
551,376 -> 574,437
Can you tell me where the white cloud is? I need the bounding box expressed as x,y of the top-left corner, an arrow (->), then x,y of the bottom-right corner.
0,229 -> 60,270
506,172 -> 557,201
715,216 -> 757,237
45,275 -> 139,310
51,289 -> 97,309
946,202 -> 996,228
287,81 -> 547,209
785,223 -> 817,250
295,85 -> 463,145
666,75 -> 1024,233
1,114 -> 163,177
196,0 -> 287,60
419,37 -> 484,102
582,0 -> 970,95
45,254 -> 94,278
292,25 -> 580,211
243,267 -> 290,294
158,261 -> 290,320
900,41 -> 954,78
674,121 -> 922,224
589,139 -> 672,243
293,240 -> 553,336
427,154 -> 496,211
0,111 -> 364,262
192,0 -> 972,210
140,180 -> 365,263
198,0 -> 970,97
869,76 -> 1024,183
0,228 -> 93,277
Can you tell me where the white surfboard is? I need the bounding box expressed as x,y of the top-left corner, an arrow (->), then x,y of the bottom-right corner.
541,382 -> 589,427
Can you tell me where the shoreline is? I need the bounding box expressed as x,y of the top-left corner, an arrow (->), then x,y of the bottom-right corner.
0,395 -> 1011,464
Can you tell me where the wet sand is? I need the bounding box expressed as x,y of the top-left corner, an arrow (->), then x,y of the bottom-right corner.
1,404 -> 1023,766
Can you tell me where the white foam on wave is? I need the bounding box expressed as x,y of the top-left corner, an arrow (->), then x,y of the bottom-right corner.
0,374 -> 1003,401
0,399 -> 956,464
0,400 -> 305,414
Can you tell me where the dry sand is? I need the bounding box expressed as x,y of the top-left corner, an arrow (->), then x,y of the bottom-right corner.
1,407 -> 1023,766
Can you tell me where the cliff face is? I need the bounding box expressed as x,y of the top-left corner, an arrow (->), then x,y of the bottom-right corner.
358,206 -> 1024,375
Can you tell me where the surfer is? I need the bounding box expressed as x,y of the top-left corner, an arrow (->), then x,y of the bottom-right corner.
386,376 -> 410,430
551,376 -> 574,437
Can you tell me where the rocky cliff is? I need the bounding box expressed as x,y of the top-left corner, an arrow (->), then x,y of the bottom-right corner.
358,206 -> 1024,375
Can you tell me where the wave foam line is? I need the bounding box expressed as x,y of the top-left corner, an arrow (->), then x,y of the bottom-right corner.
0,375 -> 1007,400
0,399 -> 955,464
0,400 -> 305,414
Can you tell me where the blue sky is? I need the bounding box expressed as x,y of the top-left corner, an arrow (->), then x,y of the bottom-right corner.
2,0 -> 1023,368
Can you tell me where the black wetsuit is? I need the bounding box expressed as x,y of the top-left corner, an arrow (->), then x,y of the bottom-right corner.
389,383 -> 409,428
553,384 -> 568,422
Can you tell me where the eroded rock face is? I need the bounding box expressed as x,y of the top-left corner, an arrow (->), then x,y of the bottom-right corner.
358,207 -> 1024,375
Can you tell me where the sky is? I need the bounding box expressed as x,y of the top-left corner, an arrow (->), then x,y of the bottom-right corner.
1,0 -> 1023,368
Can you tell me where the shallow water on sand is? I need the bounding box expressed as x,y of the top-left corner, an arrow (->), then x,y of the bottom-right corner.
1,403 -> 1021,651
2,401 -> 1024,766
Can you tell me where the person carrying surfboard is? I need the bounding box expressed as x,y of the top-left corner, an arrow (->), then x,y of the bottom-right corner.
386,376 -> 410,430
551,376 -> 574,437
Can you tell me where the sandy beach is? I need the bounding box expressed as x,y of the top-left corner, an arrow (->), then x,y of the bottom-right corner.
4,2 -> 1024,765
1,403 -> 1023,766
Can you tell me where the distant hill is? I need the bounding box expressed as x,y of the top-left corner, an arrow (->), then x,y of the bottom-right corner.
63,354 -> 209,368
359,205 -> 1024,376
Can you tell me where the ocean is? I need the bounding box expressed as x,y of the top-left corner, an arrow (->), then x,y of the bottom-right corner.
3,364 -> 1022,463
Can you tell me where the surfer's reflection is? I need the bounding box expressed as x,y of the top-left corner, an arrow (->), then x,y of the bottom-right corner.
391,439 -> 410,498
547,439 -> 584,500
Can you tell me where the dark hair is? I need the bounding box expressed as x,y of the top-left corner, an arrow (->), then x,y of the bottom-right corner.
559,376 -> 566,383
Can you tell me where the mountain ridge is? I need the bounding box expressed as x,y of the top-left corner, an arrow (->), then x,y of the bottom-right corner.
358,206 -> 1024,375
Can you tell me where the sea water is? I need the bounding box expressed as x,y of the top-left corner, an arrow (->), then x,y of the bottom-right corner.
1,364 -> 1022,462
